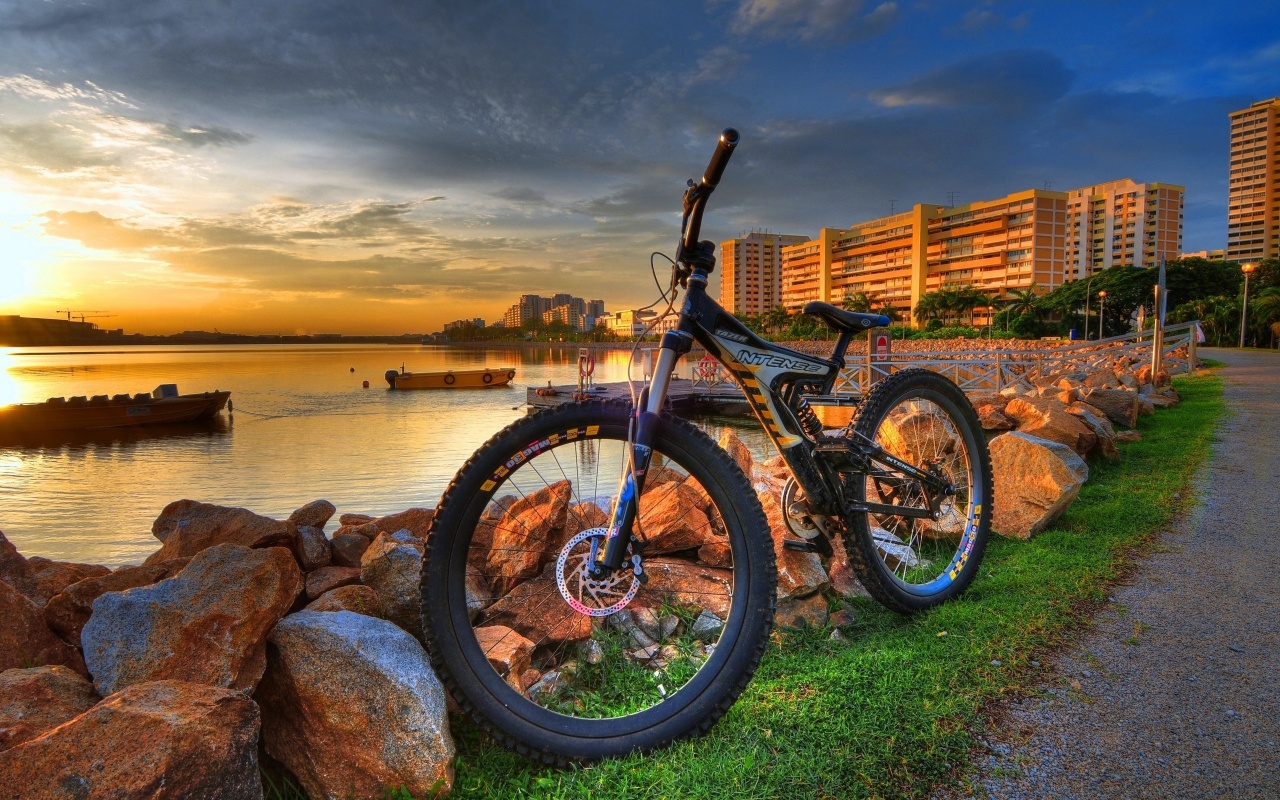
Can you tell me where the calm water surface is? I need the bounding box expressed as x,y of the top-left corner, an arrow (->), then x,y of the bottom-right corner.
0,344 -> 830,567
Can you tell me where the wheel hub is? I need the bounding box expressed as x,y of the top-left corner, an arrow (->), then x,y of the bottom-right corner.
555,528 -> 641,617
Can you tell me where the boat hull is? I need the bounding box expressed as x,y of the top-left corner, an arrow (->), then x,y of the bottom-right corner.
0,391 -> 232,436
387,368 -> 516,390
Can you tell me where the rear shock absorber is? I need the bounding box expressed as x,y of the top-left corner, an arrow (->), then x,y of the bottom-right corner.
794,396 -> 823,439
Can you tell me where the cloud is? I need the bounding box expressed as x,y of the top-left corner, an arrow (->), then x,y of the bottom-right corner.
868,50 -> 1073,115
726,0 -> 898,43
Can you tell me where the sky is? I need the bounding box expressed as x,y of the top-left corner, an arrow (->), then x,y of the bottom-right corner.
1,1 -> 1277,335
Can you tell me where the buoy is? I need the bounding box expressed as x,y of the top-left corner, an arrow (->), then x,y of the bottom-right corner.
350,367 -> 355,372
362,380 -> 370,388
228,399 -> 234,413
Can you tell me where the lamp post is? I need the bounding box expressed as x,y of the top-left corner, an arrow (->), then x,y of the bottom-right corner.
1240,262 -> 1256,348
1097,290 -> 1107,341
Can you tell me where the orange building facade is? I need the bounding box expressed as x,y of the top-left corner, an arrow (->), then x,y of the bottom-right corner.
719,232 -> 810,315
1228,97 -> 1280,262
1065,179 -> 1185,278
781,190 -> 1070,327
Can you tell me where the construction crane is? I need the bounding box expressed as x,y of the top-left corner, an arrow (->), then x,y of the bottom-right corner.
53,310 -> 117,323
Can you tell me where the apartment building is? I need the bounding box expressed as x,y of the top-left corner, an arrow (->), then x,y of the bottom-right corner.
719,231 -> 810,314
1065,179 -> 1185,278
781,189 -> 1070,326
1228,97 -> 1280,262
501,294 -> 604,330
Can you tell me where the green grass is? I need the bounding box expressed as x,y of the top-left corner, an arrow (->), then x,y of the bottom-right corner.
262,373 -> 1224,799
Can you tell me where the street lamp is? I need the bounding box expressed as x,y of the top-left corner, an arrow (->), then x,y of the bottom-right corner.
1240,262 -> 1257,348
1097,290 -> 1107,341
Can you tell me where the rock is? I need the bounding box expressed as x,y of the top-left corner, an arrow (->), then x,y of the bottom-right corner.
145,500 -> 295,564
338,513 -> 375,526
304,565 -> 362,599
690,610 -> 724,640
369,508 -> 435,539
989,432 -> 1089,539
330,532 -> 372,567
828,536 -> 870,599
0,666 -> 98,751
760,492 -> 829,600
638,480 -> 719,554
697,540 -> 733,566
775,593 -> 829,629
1081,388 -> 1140,428
828,608 -> 856,628
718,429 -> 754,478
636,558 -> 734,620
1083,369 -> 1118,389
288,499 -> 336,529
1147,393 -> 1177,409
1065,405 -> 1119,461
305,584 -> 385,617
42,558 -> 191,646
486,480 -> 572,595
877,405 -> 958,465
474,624 -> 535,692
293,525 -> 332,572
0,531 -> 39,602
27,560 -> 111,606
976,404 -> 1016,431
82,544 -> 302,695
1114,430 -> 1143,443
0,580 -> 87,677
569,501 -> 609,531
1136,395 -> 1157,415
0,680 -> 262,799
1004,396 -> 1097,458
360,531 -> 425,640
483,563 -> 592,645
256,611 -> 454,800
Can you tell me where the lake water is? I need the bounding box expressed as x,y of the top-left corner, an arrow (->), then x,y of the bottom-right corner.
1,344 -> 839,567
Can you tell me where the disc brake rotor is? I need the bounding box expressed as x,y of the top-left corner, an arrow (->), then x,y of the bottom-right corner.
555,528 -> 641,617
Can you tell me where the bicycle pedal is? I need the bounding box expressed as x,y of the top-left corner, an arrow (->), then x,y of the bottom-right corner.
782,539 -> 820,553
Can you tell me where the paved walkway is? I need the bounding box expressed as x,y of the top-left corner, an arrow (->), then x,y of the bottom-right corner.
955,348 -> 1280,800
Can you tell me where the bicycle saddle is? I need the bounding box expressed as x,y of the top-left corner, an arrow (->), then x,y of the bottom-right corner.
803,301 -> 892,331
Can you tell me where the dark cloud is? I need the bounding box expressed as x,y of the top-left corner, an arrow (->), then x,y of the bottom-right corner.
869,50 -> 1073,115
726,0 -> 898,43
161,123 -> 252,147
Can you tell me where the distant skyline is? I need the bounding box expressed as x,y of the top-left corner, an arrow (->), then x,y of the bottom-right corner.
2,1 -> 1278,335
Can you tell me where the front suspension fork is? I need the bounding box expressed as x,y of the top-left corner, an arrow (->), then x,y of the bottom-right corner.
593,334 -> 686,575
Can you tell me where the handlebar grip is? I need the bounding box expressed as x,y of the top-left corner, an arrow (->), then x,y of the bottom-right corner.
700,128 -> 740,188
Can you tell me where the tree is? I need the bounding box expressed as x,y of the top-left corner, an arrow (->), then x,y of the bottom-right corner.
841,291 -> 873,313
764,305 -> 791,336
1003,285 -> 1040,319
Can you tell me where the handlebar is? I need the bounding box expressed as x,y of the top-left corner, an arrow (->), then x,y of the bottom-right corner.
681,127 -> 740,257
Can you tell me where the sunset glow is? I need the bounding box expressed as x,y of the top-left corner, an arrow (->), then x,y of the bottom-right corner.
1,3 -> 1277,334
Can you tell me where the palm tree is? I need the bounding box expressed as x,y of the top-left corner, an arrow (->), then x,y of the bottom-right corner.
1003,285 -> 1039,318
764,305 -> 791,336
841,290 -> 873,313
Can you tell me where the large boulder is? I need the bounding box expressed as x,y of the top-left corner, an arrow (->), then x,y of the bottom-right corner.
292,525 -> 332,571
145,500 -> 296,564
483,562 -> 592,645
256,611 -> 454,800
304,565 -> 362,600
360,531 -> 425,640
329,532 -> 371,567
288,499 -> 336,529
486,480 -> 572,595
43,558 -> 191,646
82,544 -> 302,695
26,559 -> 110,606
0,531 -> 39,602
0,580 -> 87,677
0,680 -> 263,799
1003,396 -> 1097,458
760,492 -> 829,601
718,429 -> 754,479
1065,405 -> 1119,461
990,432 -> 1089,539
637,480 -> 719,554
1079,388 -> 1140,428
369,508 -> 435,539
305,584 -> 385,617
0,666 -> 98,751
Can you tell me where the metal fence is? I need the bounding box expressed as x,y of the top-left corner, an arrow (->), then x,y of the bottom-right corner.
823,321 -> 1200,398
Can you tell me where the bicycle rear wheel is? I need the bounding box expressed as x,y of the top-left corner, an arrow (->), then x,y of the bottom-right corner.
421,401 -> 775,764
843,368 -> 992,614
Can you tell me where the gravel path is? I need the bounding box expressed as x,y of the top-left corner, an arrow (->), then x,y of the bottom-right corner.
950,348 -> 1280,800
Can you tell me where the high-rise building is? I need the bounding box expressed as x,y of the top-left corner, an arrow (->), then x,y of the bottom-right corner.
1065,179 -> 1184,278
781,190 -> 1069,326
720,231 -> 810,315
1228,97 -> 1280,262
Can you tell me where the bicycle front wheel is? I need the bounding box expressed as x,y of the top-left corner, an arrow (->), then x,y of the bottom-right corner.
843,368 -> 992,614
421,401 -> 775,764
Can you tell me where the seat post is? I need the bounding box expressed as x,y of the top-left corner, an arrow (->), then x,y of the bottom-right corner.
830,330 -> 856,368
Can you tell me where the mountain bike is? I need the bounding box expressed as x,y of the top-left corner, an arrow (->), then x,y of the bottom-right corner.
420,129 -> 992,765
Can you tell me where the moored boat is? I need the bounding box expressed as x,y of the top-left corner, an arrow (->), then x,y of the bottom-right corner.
0,384 -> 231,437
384,366 -> 516,389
